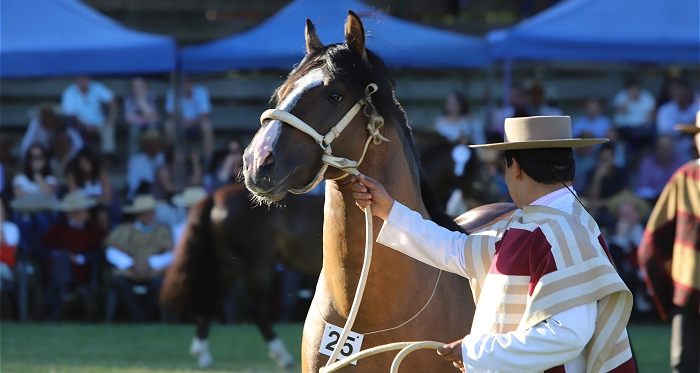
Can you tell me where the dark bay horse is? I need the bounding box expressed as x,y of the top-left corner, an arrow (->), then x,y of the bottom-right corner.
160,183 -> 324,368
242,11 -> 513,372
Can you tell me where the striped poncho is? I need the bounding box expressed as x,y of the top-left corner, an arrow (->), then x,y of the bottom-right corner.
463,202 -> 635,373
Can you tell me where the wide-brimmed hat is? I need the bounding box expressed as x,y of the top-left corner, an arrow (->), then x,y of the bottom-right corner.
10,194 -> 58,213
58,193 -> 97,212
674,111 -> 700,134
470,116 -> 608,150
607,191 -> 651,219
123,195 -> 157,214
171,187 -> 208,207
141,129 -> 161,141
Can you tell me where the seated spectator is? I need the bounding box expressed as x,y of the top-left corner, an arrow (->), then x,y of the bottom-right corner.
433,91 -> 485,145
11,144 -> 59,261
490,84 -> 531,141
126,130 -> 164,200
572,132 -> 598,192
205,137 -> 243,192
105,195 -> 173,322
165,78 -> 214,161
61,76 -> 117,157
153,147 -> 203,202
124,78 -> 160,157
635,134 -> 686,201
0,203 -> 20,293
41,193 -> 106,322
612,76 -> 656,155
21,104 -> 83,160
585,143 -> 630,230
605,192 -> 654,319
572,97 -> 611,138
604,128 -> 627,168
527,81 -> 563,117
65,148 -> 114,229
656,80 -> 699,162
170,187 -> 208,248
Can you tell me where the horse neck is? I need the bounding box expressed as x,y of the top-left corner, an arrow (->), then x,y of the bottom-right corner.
321,118 -> 435,319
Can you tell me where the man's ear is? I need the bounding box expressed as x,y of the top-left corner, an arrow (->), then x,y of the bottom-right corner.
511,157 -> 524,180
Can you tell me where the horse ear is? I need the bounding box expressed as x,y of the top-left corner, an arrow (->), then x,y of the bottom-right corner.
345,10 -> 368,62
305,18 -> 324,54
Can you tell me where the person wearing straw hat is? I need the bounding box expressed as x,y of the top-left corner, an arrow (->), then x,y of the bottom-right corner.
352,116 -> 636,373
41,193 -> 106,321
170,187 -> 208,248
104,195 -> 173,322
638,111 -> 700,373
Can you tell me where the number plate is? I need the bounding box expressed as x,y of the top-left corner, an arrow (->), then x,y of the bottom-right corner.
319,323 -> 364,365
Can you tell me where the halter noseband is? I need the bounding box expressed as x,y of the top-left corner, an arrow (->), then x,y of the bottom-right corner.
259,83 -> 389,194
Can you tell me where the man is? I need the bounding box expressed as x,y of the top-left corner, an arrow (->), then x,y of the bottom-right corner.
61,76 -> 117,156
105,195 -> 173,322
126,130 -> 164,200
572,97 -> 611,139
41,193 -> 106,321
656,79 -> 699,162
635,134 -> 686,201
352,116 -> 636,372
612,76 -> 656,154
165,78 -> 214,161
638,111 -> 700,373
21,104 -> 83,159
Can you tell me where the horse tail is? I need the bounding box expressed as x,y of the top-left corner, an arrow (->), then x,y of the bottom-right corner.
160,196 -> 220,316
419,175 -> 466,234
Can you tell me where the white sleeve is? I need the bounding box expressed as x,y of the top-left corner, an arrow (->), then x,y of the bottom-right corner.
61,88 -> 75,114
462,302 -> 597,373
196,86 -> 212,115
376,201 -> 469,277
2,222 -> 20,246
106,246 -> 134,270
20,119 -> 39,157
165,90 -> 174,114
95,82 -> 115,102
148,251 -> 174,271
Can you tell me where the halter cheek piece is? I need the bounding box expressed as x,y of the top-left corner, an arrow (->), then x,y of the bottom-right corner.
259,83 -> 390,194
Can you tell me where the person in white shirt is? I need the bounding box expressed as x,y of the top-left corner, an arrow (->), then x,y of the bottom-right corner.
527,81 -> 563,117
61,76 -> 117,155
572,97 -> 612,138
126,130 -> 165,200
350,116 -> 636,373
433,91 -> 486,145
21,105 -> 83,159
612,77 -> 656,154
165,78 -> 215,161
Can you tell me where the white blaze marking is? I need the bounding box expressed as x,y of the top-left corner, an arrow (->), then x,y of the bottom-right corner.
248,68 -> 325,174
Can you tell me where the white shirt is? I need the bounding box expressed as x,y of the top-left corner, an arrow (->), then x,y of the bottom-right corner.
165,84 -> 212,120
377,188 -> 596,373
126,152 -> 164,198
1,221 -> 20,246
656,101 -> 699,134
613,89 -> 655,127
12,174 -> 58,195
434,116 -> 486,145
21,118 -> 84,158
61,81 -> 114,126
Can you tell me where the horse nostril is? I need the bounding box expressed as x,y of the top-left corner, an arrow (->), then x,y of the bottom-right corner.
263,153 -> 275,167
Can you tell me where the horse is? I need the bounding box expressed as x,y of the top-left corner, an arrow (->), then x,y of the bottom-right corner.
419,136 -> 502,214
160,182 -> 325,368
242,11 -> 514,372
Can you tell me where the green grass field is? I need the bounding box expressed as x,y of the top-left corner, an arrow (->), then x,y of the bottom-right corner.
0,322 -> 670,373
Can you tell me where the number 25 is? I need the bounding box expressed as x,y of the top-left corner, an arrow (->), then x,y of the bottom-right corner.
325,331 -> 355,357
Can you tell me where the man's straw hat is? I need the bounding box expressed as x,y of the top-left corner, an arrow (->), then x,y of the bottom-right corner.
470,116 -> 608,151
10,194 -> 57,213
607,191 -> 651,219
171,187 -> 208,207
57,193 -> 97,212
123,195 -> 157,214
674,111 -> 700,134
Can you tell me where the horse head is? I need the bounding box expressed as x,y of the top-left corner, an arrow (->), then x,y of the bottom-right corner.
243,11 -> 400,204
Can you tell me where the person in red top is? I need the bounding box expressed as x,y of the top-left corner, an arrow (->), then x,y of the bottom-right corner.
0,203 -> 20,293
41,193 -> 106,321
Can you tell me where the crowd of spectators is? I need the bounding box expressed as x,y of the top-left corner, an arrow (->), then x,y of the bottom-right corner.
0,75 -> 244,322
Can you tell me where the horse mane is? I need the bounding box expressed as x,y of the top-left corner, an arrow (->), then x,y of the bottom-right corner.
276,42 -> 464,233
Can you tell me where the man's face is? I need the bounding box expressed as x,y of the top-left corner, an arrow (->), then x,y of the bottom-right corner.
671,85 -> 692,106
143,139 -> 161,157
76,77 -> 90,92
136,210 -> 155,226
585,100 -> 601,117
655,136 -> 674,162
67,210 -> 90,225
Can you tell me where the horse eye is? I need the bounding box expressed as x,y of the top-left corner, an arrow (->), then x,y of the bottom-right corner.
328,93 -> 342,102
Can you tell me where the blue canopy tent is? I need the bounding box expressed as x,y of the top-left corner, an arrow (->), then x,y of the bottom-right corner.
0,0 -> 177,78
181,0 -> 490,72
488,0 -> 699,63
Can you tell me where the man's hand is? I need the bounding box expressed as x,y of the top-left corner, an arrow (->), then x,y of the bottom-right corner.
437,339 -> 465,371
350,174 -> 394,220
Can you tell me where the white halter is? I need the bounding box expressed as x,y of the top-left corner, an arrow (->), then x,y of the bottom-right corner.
259,83 -> 390,194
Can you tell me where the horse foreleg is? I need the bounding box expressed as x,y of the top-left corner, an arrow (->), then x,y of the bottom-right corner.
244,265 -> 295,368
190,315 -> 213,368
